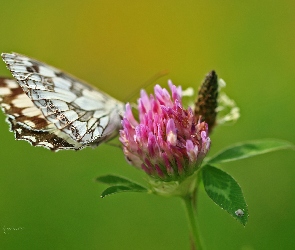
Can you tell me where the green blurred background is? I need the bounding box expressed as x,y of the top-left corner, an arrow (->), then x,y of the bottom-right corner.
0,1 -> 294,249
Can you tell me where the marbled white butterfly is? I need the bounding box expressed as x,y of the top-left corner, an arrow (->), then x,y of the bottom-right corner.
0,53 -> 125,151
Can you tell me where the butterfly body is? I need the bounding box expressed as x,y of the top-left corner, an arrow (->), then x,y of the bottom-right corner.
0,53 -> 125,151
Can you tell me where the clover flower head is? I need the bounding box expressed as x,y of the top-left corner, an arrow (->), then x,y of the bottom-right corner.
120,81 -> 211,181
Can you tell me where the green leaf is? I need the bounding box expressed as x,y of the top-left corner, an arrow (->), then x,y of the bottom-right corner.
100,185 -> 147,198
96,175 -> 142,187
96,175 -> 148,198
201,165 -> 248,226
207,139 -> 294,165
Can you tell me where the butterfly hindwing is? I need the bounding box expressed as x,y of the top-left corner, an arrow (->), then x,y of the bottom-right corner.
0,53 -> 124,151
0,77 -> 81,150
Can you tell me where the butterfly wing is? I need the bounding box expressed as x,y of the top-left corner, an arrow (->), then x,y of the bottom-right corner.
0,53 -> 125,151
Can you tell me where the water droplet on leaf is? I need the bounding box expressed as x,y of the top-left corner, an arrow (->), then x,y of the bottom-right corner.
235,209 -> 244,217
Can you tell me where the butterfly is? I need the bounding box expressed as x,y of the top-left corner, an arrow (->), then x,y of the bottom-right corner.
0,53 -> 125,151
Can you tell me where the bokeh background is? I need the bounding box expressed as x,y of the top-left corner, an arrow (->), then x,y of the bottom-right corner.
0,1 -> 294,249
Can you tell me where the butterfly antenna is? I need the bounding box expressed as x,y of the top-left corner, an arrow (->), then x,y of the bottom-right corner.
123,69 -> 169,103
105,141 -> 122,149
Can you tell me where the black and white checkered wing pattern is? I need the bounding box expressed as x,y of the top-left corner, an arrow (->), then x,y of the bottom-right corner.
0,53 -> 124,151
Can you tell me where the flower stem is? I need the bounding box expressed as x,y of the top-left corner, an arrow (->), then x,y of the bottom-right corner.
182,191 -> 203,250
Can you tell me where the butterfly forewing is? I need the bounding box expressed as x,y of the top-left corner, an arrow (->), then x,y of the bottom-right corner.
0,53 -> 125,151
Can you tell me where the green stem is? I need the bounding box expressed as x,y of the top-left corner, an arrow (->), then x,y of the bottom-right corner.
182,191 -> 203,250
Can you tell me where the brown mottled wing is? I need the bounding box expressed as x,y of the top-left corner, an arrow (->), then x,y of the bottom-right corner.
194,70 -> 218,134
0,77 -> 83,151
0,52 -> 125,151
